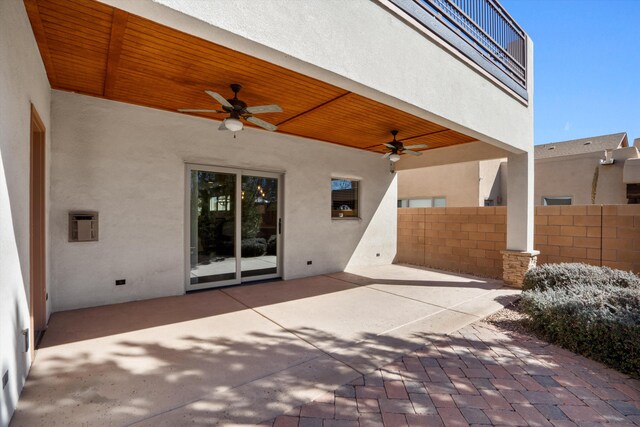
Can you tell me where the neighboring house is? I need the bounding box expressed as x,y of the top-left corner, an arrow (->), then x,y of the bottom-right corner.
0,0 -> 535,423
625,139 -> 640,204
398,158 -> 507,207
398,132 -> 640,206
535,132 -> 638,205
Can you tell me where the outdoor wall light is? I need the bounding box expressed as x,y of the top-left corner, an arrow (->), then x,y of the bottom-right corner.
389,153 -> 401,162
223,117 -> 243,132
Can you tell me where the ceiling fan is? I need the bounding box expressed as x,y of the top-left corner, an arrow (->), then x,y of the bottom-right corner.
178,84 -> 283,132
382,130 -> 428,162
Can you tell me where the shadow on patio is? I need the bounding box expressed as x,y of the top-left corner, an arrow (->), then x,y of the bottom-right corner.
11,327 -> 497,425
12,265 -> 520,425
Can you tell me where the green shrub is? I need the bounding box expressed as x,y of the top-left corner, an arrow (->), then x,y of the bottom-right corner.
266,235 -> 277,256
241,238 -> 267,257
522,282 -> 640,377
522,263 -> 640,292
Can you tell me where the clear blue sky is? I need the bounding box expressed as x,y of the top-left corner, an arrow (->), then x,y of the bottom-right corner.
499,0 -> 640,146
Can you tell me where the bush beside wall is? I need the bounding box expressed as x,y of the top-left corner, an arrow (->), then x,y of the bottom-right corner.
522,264 -> 640,377
522,263 -> 640,292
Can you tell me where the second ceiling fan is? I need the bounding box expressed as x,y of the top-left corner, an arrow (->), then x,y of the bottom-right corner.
179,84 -> 283,132
382,130 -> 428,162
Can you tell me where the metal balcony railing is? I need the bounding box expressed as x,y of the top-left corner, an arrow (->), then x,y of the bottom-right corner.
389,0 -> 528,99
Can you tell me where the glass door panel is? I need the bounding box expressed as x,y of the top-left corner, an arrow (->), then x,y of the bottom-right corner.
189,170 -> 237,285
241,175 -> 279,278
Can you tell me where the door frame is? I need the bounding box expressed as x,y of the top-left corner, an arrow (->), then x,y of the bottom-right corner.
29,104 -> 47,355
184,163 -> 283,291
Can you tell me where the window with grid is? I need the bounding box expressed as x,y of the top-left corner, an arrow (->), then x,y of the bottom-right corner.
331,179 -> 359,218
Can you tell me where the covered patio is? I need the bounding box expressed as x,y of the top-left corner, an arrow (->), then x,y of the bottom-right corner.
1,0 -> 537,423
11,265 -> 518,425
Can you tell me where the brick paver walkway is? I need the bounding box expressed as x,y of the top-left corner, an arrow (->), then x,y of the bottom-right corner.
268,322 -> 640,427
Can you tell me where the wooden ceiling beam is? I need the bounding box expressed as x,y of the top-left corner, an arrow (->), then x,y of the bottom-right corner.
103,9 -> 128,97
24,0 -> 59,86
361,128 -> 452,151
276,92 -> 351,127
401,128 -> 452,143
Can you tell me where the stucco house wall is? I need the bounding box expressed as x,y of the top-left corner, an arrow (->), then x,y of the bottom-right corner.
478,159 -> 505,205
397,162 -> 480,207
397,159 -> 506,207
0,1 -> 52,424
50,91 -> 397,311
535,152 -> 631,205
400,142 -> 638,208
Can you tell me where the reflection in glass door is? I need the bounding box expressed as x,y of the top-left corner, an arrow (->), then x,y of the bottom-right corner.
241,175 -> 279,278
187,165 -> 281,290
189,169 -> 237,285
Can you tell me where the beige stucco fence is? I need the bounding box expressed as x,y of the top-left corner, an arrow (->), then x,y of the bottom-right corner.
397,205 -> 640,278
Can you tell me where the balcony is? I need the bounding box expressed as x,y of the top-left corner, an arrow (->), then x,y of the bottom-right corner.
388,0 -> 528,100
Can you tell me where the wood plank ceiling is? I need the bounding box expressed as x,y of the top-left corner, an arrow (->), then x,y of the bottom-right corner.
24,0 -> 476,153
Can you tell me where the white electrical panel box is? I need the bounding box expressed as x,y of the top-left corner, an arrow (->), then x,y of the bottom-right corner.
69,211 -> 99,242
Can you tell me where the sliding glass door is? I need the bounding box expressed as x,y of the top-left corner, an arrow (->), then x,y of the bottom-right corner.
189,169 -> 237,286
187,165 -> 281,290
241,175 -> 279,278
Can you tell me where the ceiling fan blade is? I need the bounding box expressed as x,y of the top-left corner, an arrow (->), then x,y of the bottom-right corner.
245,104 -> 283,114
205,90 -> 233,109
245,116 -> 277,131
403,144 -> 428,150
382,152 -> 392,159
218,121 -> 228,131
178,108 -> 226,113
403,149 -> 423,156
383,143 -> 396,149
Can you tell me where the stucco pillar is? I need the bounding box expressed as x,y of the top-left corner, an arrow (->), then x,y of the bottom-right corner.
502,151 -> 538,287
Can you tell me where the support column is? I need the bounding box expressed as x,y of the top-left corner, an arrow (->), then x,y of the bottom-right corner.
502,151 -> 538,287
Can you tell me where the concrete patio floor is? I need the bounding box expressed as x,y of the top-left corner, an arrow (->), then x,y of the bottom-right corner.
11,264 -> 519,426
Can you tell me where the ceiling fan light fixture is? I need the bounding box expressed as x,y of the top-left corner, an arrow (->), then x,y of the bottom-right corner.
182,86 -> 281,132
223,117 -> 243,132
389,153 -> 401,162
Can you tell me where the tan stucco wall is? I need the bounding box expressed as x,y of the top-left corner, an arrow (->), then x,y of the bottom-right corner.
479,159 -> 506,205
535,153 -> 629,205
397,162 -> 479,207
624,158 -> 640,183
398,159 -> 506,207
402,149 -> 636,207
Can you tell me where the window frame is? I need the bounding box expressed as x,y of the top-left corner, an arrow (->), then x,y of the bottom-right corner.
542,196 -> 572,206
397,196 -> 446,208
331,178 -> 360,220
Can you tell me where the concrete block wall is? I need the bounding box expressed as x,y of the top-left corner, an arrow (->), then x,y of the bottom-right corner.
398,205 -> 640,278
534,205 -> 603,266
535,205 -> 640,272
397,207 -> 506,278
602,205 -> 640,272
